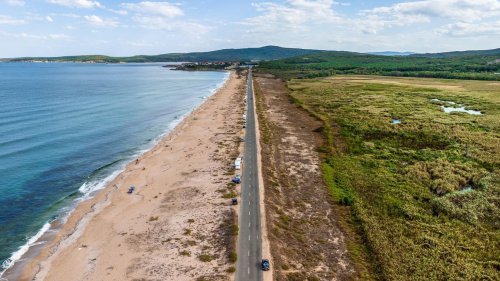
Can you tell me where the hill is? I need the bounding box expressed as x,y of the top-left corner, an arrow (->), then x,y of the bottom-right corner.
411,48 -> 500,58
257,50 -> 500,81
3,46 -> 324,63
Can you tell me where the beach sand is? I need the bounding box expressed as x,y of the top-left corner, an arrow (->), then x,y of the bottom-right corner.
12,71 -> 246,281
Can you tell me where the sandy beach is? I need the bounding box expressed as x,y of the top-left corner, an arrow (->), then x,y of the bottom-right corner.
7,70 -> 246,281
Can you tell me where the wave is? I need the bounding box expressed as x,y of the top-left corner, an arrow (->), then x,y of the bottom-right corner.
0,222 -> 51,276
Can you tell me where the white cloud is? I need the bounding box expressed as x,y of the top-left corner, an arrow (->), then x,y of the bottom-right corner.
0,30 -> 69,40
362,0 -> 500,23
48,33 -> 69,39
122,1 -> 183,17
108,9 -> 128,16
46,16 -> 54,22
121,1 -> 201,33
0,15 -> 26,25
48,0 -> 102,9
131,15 -> 209,34
244,0 -> 341,30
353,0 -> 500,34
4,0 -> 25,6
84,15 -> 118,27
437,20 -> 500,36
126,41 -> 153,47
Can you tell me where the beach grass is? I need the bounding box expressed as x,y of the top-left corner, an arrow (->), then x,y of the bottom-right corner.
286,75 -> 500,280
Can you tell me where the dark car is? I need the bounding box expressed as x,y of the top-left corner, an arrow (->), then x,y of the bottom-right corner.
231,198 -> 238,205
261,259 -> 270,271
232,174 -> 241,184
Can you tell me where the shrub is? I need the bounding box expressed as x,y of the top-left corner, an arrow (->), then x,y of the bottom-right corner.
179,250 -> 191,256
198,254 -> 215,262
229,251 -> 237,263
226,266 -> 236,273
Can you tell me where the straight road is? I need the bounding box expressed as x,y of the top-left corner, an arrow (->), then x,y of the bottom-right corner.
236,68 -> 263,281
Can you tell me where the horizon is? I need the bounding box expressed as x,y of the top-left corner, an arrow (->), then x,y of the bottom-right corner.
2,45 -> 499,59
1,0 -> 499,57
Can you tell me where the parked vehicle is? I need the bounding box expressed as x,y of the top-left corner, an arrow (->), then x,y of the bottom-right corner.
261,259 -> 270,271
232,174 -> 241,184
235,157 -> 242,170
127,186 -> 135,194
232,198 -> 238,205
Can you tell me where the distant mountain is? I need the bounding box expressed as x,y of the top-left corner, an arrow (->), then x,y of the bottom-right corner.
4,46 -> 324,63
411,48 -> 500,58
367,51 -> 416,56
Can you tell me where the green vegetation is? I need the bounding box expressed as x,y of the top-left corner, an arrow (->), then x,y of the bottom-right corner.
226,266 -> 236,273
222,192 -> 237,199
198,253 -> 215,262
229,251 -> 237,263
258,50 -> 500,81
287,76 -> 499,280
413,48 -> 500,58
179,250 -> 191,257
3,46 -> 322,63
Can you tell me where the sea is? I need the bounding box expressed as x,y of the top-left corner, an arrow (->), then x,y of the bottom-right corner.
0,62 -> 229,275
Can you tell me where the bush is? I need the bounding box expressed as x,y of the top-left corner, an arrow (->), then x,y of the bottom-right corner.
198,254 -> 214,262
226,266 -> 236,273
179,250 -> 191,256
229,251 -> 237,263
232,225 -> 239,236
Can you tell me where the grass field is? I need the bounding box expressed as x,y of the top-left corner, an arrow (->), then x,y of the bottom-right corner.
286,76 -> 499,280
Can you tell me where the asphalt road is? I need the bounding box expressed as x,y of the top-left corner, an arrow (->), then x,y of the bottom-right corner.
236,68 -> 263,281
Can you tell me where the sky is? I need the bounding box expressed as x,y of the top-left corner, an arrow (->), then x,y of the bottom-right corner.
0,0 -> 499,57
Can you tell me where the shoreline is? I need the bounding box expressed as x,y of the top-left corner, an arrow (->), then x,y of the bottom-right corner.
2,70 -> 244,281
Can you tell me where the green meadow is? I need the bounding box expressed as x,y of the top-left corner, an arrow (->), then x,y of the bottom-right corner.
287,76 -> 499,280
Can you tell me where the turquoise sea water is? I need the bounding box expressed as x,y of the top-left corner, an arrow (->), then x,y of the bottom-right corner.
0,62 -> 228,273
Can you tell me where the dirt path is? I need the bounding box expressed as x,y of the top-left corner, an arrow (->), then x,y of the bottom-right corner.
254,74 -> 355,281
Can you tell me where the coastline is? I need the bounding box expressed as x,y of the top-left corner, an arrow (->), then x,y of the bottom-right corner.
2,70 -> 245,281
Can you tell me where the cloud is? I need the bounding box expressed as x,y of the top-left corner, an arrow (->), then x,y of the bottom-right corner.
244,0 -> 341,30
84,15 -> 118,27
131,15 -> 209,34
437,20 -> 500,36
0,30 -> 69,40
108,9 -> 128,16
122,1 -> 183,17
126,41 -> 154,47
122,1 -> 200,33
48,0 -> 102,9
4,0 -> 25,6
48,33 -> 69,39
46,16 -> 54,22
0,15 -> 26,25
362,0 -> 500,23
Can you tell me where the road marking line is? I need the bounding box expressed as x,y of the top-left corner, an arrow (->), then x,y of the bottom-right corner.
249,235 -> 251,241
248,267 -> 250,275
249,222 -> 251,227
248,250 -> 250,256
249,211 -> 251,215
